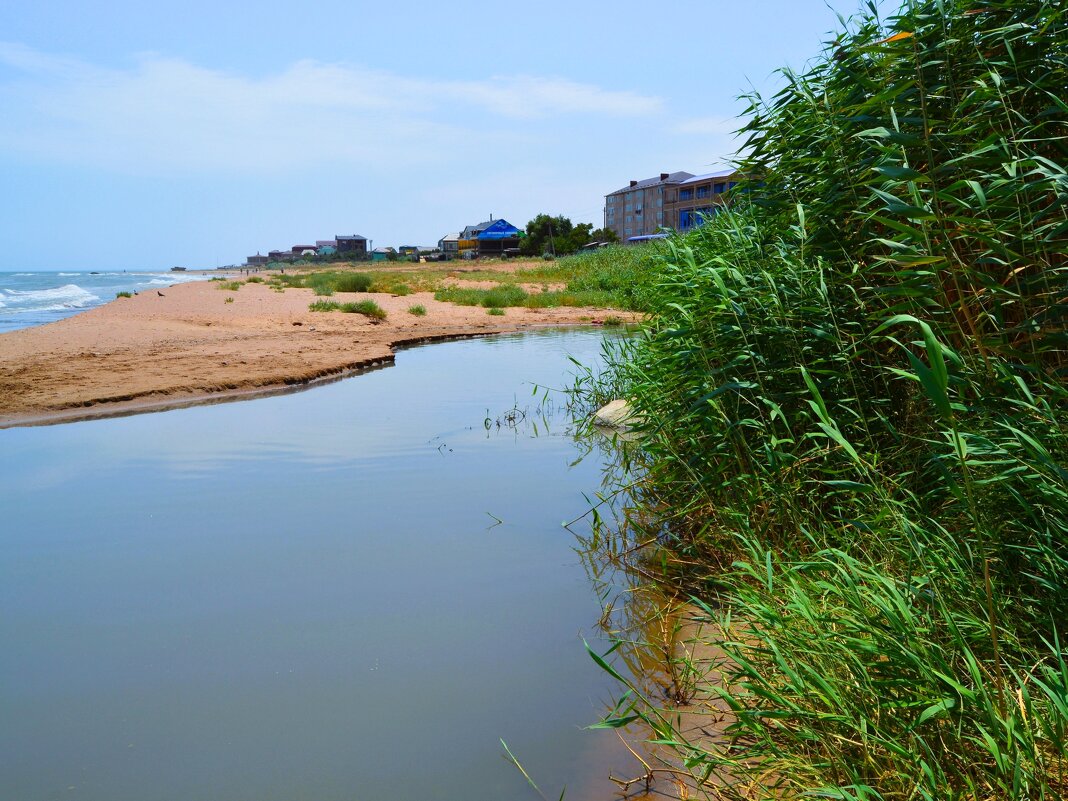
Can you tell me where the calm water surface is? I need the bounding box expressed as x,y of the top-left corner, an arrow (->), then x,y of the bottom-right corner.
0,330 -> 632,801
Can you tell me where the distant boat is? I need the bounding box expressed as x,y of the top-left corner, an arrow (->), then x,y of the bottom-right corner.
170,266 -> 187,272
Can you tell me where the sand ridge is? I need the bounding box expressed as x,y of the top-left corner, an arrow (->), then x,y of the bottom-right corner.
0,279 -> 635,427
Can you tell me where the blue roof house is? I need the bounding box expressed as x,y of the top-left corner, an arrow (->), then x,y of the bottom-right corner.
475,218 -> 521,256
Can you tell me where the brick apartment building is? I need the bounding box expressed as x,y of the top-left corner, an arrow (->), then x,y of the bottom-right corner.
604,171 -> 692,240
604,168 -> 742,241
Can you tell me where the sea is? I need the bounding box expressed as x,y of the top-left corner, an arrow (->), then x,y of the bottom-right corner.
0,270 -> 217,334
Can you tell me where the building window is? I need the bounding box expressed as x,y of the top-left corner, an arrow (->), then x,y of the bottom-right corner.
679,188 -> 694,201
657,196 -> 663,207
696,185 -> 710,199
679,210 -> 696,229
728,181 -> 738,189
714,182 -> 726,193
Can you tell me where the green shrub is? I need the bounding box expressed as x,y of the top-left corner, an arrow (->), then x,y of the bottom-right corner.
434,283 -> 528,308
335,273 -> 372,293
407,304 -> 427,316
339,300 -> 386,320
308,300 -> 340,312
115,291 -> 133,298
246,275 -> 264,283
487,307 -> 506,316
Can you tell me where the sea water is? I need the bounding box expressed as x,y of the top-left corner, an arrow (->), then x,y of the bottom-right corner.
0,270 -> 215,333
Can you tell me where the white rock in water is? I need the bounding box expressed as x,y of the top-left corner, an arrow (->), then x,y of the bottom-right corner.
593,399 -> 638,430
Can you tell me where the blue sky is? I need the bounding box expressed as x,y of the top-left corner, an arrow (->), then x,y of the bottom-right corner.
0,1 -> 875,270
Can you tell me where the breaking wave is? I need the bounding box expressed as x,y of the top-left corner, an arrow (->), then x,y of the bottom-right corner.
1,284 -> 101,312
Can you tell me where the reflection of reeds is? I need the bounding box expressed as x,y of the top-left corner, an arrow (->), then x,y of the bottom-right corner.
569,0 -> 1068,797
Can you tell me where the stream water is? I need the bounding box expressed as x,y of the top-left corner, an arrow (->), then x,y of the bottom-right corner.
0,330 -> 644,801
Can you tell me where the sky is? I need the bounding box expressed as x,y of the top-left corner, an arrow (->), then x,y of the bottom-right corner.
0,1 -> 874,270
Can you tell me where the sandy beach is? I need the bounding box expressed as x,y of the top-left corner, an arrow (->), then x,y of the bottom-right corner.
0,276 -> 635,428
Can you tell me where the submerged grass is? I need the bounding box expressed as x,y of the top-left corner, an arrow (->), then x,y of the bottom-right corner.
570,1 -> 1068,798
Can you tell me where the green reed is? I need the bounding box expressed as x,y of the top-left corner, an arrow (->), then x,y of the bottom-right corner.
574,1 -> 1068,797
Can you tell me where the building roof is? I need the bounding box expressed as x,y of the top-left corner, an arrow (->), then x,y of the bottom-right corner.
440,232 -> 461,242
336,234 -> 368,241
679,168 -> 739,184
460,220 -> 495,238
315,239 -> 337,248
607,171 -> 693,197
476,219 -> 520,240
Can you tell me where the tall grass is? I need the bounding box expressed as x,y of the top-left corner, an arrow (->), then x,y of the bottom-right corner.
575,1 -> 1068,797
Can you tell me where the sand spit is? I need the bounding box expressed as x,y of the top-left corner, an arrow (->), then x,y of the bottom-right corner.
0,279 -> 636,428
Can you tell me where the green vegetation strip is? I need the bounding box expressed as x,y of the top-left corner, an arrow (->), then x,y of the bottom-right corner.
308,299 -> 386,320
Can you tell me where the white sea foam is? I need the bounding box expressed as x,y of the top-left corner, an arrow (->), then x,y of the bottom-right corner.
58,272 -> 80,276
145,274 -> 210,286
1,284 -> 100,310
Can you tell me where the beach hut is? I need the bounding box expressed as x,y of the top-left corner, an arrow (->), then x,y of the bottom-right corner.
475,219 -> 521,257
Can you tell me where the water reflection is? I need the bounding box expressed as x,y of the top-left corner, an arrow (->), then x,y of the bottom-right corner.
567,432 -> 740,799
0,330 -> 657,801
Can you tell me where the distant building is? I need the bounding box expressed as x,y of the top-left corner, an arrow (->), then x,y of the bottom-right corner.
475,219 -> 521,257
336,235 -> 369,259
604,168 -> 743,241
291,245 -> 317,257
267,249 -> 290,262
438,232 -> 460,258
246,252 -> 269,267
316,239 -> 338,256
371,247 -> 396,262
665,169 -> 742,232
604,172 -> 693,241
458,217 -> 521,257
398,245 -> 419,256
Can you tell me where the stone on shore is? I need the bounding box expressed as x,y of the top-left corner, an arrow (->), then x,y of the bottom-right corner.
593,399 -> 639,431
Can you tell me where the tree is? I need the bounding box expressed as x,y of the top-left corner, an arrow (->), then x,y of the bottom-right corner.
588,227 -> 619,245
521,214 -> 574,256
521,215 -> 615,255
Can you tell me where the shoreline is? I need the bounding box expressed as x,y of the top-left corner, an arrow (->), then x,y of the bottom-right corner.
0,278 -> 637,429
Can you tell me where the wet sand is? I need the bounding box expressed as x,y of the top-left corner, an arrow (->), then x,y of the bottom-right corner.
0,279 -> 636,428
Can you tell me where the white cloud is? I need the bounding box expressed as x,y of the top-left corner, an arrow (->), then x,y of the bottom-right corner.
0,43 -> 663,174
